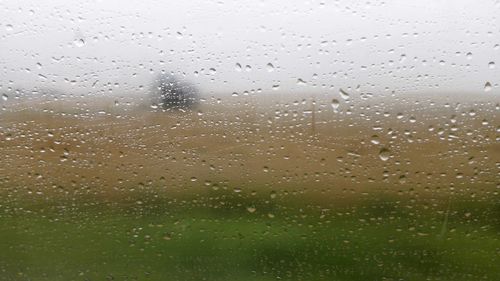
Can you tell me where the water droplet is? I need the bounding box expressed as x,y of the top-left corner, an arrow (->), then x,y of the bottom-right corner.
2,94 -> 8,101
270,191 -> 277,199
74,38 -> 85,47
466,52 -> 473,60
5,24 -> 13,31
266,63 -> 274,72
398,175 -> 407,184
247,206 -> 256,213
488,62 -> 495,69
484,82 -> 492,92
331,99 -> 340,112
339,88 -> 349,100
379,148 -> 390,161
235,63 -> 242,71
296,78 -> 306,85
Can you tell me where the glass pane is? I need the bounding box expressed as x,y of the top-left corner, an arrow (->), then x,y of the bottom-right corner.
1,1 -> 499,280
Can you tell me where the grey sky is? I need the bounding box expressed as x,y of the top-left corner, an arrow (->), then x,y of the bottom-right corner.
0,0 -> 499,99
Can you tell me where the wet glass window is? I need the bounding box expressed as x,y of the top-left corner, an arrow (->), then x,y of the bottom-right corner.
0,1 -> 499,280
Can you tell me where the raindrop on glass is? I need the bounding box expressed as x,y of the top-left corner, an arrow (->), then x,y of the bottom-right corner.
266,63 -> 274,72
339,88 -> 349,100
331,99 -> 340,112
379,147 -> 390,161
484,82 -> 492,92
74,38 -> 85,47
296,78 -> 307,85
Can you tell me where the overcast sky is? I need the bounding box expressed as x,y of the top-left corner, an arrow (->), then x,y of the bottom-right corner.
0,0 -> 499,99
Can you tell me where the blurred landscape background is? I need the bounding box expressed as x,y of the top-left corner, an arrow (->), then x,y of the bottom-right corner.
1,0 -> 499,280
0,93 -> 498,281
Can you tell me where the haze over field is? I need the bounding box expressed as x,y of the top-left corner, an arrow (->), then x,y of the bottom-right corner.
1,0 -> 499,99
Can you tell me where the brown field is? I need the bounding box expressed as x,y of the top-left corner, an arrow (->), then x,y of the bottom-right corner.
0,94 -> 498,200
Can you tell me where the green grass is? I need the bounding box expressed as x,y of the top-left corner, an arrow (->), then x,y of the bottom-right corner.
0,190 -> 499,281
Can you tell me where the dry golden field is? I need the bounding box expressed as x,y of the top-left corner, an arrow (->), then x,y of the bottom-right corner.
0,94 -> 498,200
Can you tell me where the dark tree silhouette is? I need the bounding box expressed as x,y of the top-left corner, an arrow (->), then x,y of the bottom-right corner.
153,73 -> 198,110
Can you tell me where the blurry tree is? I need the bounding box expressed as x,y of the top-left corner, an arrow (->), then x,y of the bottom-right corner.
152,73 -> 198,110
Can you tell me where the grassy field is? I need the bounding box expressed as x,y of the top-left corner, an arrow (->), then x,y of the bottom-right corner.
0,190 -> 499,281
0,96 -> 499,280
